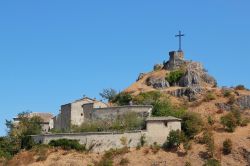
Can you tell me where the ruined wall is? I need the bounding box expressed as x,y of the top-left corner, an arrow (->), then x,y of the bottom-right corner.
88,105 -> 153,121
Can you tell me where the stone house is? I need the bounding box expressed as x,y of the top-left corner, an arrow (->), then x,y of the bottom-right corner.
53,97 -> 108,131
53,97 -> 153,131
13,112 -> 54,133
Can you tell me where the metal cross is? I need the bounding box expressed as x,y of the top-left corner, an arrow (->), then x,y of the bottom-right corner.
175,31 -> 185,52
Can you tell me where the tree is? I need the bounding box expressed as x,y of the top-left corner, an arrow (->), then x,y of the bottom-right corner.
5,112 -> 43,151
112,92 -> 132,106
181,112 -> 204,139
163,130 -> 184,149
99,88 -> 117,102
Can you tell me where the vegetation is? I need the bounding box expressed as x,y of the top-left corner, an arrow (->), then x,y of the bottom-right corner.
207,116 -> 215,126
163,130 -> 184,150
49,139 -> 86,151
71,112 -> 145,132
223,139 -> 232,155
204,91 -> 216,102
100,88 -> 117,102
119,158 -> 130,165
166,69 -> 185,85
96,147 -> 129,166
220,110 -> 241,132
223,90 -> 232,97
133,91 -> 162,105
234,85 -> 246,90
203,159 -> 221,166
181,112 -> 204,139
112,92 -> 132,106
0,112 -> 43,161
203,130 -> 215,158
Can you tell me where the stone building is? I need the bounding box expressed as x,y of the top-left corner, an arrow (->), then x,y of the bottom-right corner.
53,97 -> 153,131
13,112 -> 54,133
53,97 -> 108,131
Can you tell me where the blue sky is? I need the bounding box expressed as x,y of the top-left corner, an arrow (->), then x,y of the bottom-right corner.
0,1 -> 250,136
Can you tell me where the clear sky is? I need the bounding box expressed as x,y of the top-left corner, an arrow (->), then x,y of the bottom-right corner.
0,0 -> 250,136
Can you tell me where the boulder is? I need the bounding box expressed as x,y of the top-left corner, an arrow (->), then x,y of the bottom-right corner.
168,86 -> 204,101
146,77 -> 170,89
137,73 -> 146,81
236,95 -> 250,110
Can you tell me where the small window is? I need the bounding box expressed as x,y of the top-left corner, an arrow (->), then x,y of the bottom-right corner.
81,113 -> 83,116
164,121 -> 168,127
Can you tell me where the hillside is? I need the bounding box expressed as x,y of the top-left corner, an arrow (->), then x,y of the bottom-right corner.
1,50 -> 250,166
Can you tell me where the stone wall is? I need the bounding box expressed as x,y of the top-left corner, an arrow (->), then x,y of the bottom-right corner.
32,131 -> 144,152
32,118 -> 181,152
89,105 -> 153,121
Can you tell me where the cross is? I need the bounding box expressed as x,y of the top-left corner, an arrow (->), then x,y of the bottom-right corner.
175,30 -> 185,52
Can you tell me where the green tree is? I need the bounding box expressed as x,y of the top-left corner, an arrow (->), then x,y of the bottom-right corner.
99,88 -> 117,102
163,130 -> 184,149
181,112 -> 203,139
112,92 -> 132,106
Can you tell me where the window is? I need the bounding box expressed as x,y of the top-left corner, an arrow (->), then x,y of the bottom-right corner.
81,113 -> 83,116
164,121 -> 168,127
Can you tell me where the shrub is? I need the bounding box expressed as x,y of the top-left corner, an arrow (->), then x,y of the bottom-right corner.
48,139 -> 86,151
220,110 -> 241,132
204,91 -> 216,102
203,159 -> 221,166
181,112 -> 204,139
152,100 -> 186,118
235,85 -> 245,90
203,131 -> 215,158
227,95 -> 236,105
150,142 -> 161,154
133,91 -> 161,105
120,158 -> 129,165
166,70 -> 185,85
183,141 -> 192,153
207,116 -> 215,126
140,134 -> 146,147
241,118 -> 250,127
163,130 -> 183,150
223,139 -> 232,155
223,90 -> 232,97
112,92 -> 132,106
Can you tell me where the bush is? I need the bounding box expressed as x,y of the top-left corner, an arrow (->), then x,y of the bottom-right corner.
227,95 -> 236,105
207,116 -> 215,126
203,131 -> 215,158
223,90 -> 232,97
220,110 -> 241,132
133,91 -> 161,105
100,88 -> 117,102
203,159 -> 221,166
204,91 -> 216,102
48,139 -> 86,151
152,100 -> 186,118
223,139 -> 232,155
241,118 -> 250,127
166,70 -> 185,85
181,112 -> 204,139
150,142 -> 161,154
163,130 -> 183,150
120,158 -> 129,165
112,92 -> 132,106
235,85 -> 245,90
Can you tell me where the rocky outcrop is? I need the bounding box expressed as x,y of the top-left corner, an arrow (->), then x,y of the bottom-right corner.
164,51 -> 185,70
168,86 -> 204,101
153,64 -> 163,71
236,95 -> 250,110
178,62 -> 216,87
137,73 -> 146,81
146,77 -> 170,89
